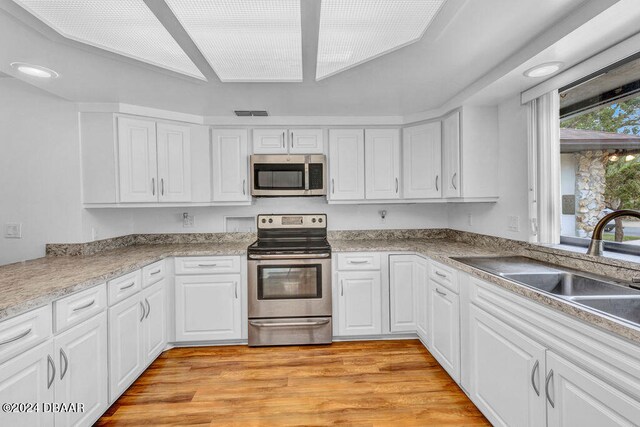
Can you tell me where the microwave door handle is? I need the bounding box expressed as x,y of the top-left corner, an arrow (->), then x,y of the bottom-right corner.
304,161 -> 310,191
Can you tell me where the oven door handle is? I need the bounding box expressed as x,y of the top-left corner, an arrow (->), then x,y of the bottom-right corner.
248,253 -> 330,260
250,320 -> 330,328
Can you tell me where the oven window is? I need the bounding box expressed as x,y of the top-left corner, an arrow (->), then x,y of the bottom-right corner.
253,163 -> 305,189
258,264 -> 322,299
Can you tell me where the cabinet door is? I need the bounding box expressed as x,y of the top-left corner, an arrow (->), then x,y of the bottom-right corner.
403,122 -> 442,199
328,129 -> 365,200
211,129 -> 250,202
156,122 -> 191,202
54,312 -> 108,427
365,129 -> 400,199
428,280 -> 460,381
175,274 -> 241,341
252,129 -> 288,154
117,117 -> 158,203
142,280 -> 167,364
0,341 -> 54,427
108,295 -> 144,402
546,351 -> 640,427
337,271 -> 381,336
442,111 -> 461,198
289,129 -> 324,154
415,257 -> 429,341
467,305 -> 546,427
389,255 -> 417,333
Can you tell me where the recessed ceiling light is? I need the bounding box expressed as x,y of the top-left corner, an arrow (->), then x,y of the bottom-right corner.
523,62 -> 564,78
10,62 -> 59,78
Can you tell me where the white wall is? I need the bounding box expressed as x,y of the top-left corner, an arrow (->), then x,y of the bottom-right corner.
447,95 -> 530,241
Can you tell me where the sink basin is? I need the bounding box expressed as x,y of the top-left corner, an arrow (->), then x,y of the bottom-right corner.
571,296 -> 640,324
500,272 -> 640,297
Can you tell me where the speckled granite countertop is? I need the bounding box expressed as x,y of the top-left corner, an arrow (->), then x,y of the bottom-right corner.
2,236 -> 640,345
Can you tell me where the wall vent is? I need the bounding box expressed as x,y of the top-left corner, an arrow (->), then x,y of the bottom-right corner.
234,110 -> 269,117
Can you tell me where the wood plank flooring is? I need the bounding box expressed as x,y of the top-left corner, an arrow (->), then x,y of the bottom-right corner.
97,340 -> 489,426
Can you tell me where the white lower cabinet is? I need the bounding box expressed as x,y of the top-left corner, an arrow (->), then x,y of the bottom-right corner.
175,274 -> 241,341
389,255 -> 418,333
0,341 -> 54,427
546,351 -> 640,426
414,257 -> 429,342
54,312 -> 108,427
467,304 -> 546,427
336,270 -> 381,336
428,278 -> 460,382
141,281 -> 167,362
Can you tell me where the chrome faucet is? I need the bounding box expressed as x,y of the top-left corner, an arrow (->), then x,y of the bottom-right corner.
587,209 -> 640,256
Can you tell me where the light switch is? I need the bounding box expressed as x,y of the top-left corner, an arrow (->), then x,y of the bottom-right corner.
5,223 -> 22,238
508,216 -> 520,232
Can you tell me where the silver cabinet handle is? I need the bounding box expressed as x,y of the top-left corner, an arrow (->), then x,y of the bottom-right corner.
150,269 -> 162,276
452,172 -> 457,190
140,301 -> 146,322
235,282 -> 238,299
145,298 -> 151,319
435,271 -> 447,278
250,319 -> 329,328
0,328 -> 32,346
348,260 -> 368,264
545,369 -> 554,408
47,355 -> 55,389
435,287 -> 447,296
531,360 -> 540,396
340,280 -> 344,296
60,348 -> 69,380
395,177 -> 399,193
197,263 -> 218,267
161,178 -> 165,196
435,175 -> 439,191
282,131 -> 285,148
120,281 -> 135,291
291,131 -> 294,146
72,299 -> 95,312
152,177 -> 155,196
242,179 -> 246,195
331,178 -> 335,194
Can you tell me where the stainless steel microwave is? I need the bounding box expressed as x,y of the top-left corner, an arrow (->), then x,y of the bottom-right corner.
250,154 -> 326,197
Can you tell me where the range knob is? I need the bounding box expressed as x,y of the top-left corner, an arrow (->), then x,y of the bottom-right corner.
261,218 -> 266,223
268,218 -> 273,223
312,218 -> 316,223
318,217 -> 323,223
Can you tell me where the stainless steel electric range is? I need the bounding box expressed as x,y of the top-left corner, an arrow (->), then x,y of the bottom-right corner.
247,214 -> 332,346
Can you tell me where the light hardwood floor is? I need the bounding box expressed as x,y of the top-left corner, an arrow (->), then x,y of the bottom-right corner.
98,340 -> 489,426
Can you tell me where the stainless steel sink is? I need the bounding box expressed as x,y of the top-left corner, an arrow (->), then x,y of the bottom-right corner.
571,296 -> 640,324
499,272 -> 640,297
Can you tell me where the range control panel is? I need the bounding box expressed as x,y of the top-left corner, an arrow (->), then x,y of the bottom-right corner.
257,214 -> 326,229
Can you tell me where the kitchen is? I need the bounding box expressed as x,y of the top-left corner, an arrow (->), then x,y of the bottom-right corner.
1,0 -> 640,425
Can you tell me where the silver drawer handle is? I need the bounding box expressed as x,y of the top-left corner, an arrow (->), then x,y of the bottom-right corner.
120,282 -> 135,291
340,279 -> 344,297
0,328 -> 32,346
60,348 -> 69,380
243,179 -> 246,195
72,299 -> 95,312
452,172 -> 457,190
197,263 -> 218,267
531,360 -> 540,396
435,271 -> 447,278
140,301 -> 146,322
331,178 -> 335,194
145,299 -> 151,319
348,260 -> 369,264
250,319 -> 330,328
435,175 -> 439,191
150,269 -> 162,275
47,355 -> 55,389
161,178 -> 165,196
545,369 -> 555,408
435,288 -> 447,296
151,178 -> 155,196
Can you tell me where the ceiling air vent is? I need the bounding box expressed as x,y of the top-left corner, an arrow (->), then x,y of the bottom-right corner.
234,110 -> 269,117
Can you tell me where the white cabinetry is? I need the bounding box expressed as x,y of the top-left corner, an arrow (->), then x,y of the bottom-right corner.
174,257 -> 242,342
415,257 -> 429,341
289,129 -> 324,154
442,111 -> 461,198
328,129 -> 365,200
117,117 -> 158,203
141,281 -> 167,363
253,128 -> 324,154
365,129 -> 401,200
252,129 -> 288,154
156,122 -> 192,203
428,277 -> 460,382
389,255 -> 418,333
403,122 -> 441,199
211,129 -> 250,202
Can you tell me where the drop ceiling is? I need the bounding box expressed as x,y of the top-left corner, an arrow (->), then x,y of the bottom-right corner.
0,0 -> 626,117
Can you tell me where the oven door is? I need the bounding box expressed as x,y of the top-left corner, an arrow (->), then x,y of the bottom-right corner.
248,255 -> 332,318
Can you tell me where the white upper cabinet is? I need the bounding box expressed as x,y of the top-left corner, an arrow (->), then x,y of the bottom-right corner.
328,129 -> 365,200
252,128 -> 288,154
442,111 -> 461,198
117,117 -> 158,203
211,129 -> 250,202
403,122 -> 442,199
156,122 -> 192,202
289,129 -> 324,154
365,129 -> 400,200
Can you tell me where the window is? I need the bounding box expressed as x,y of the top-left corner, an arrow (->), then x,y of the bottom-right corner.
558,54 -> 640,254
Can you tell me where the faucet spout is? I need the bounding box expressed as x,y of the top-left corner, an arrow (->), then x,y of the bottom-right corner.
586,209 -> 640,256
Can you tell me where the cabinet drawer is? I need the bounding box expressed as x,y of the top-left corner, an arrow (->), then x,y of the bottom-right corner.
429,261 -> 458,293
175,256 -> 240,275
0,305 -> 52,365
54,284 -> 107,333
142,260 -> 165,288
336,253 -> 381,271
108,270 -> 142,306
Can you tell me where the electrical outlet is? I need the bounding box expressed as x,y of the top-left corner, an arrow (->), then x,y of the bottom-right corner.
379,210 -> 387,224
4,223 -> 22,239
508,215 -> 520,232
183,213 -> 194,228
467,213 -> 473,226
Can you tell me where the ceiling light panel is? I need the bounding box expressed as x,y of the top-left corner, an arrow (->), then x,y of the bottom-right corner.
165,0 -> 302,82
317,0 -> 445,80
12,0 -> 204,79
